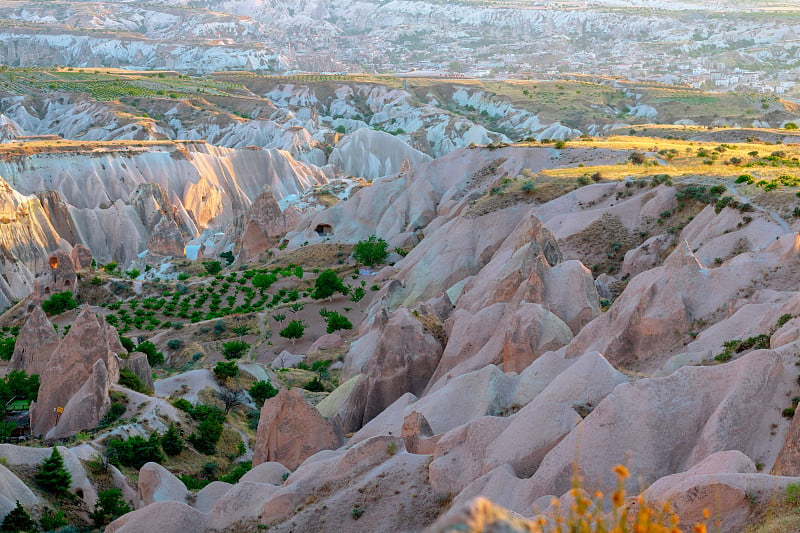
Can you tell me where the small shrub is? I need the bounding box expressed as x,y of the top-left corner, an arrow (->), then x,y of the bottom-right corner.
167,339 -> 183,350
41,291 -> 77,315
161,423 -> 184,456
222,340 -> 250,359
136,340 -> 164,366
777,314 -> 793,328
279,320 -> 307,344
249,380 -> 278,407
171,398 -> 193,412
325,311 -> 353,334
106,434 -> 165,469
39,507 -> 68,531
213,361 -> 239,379
204,261 -> 223,276
118,368 -> 148,394
304,376 -> 325,392
90,488 -> 131,526
353,236 -> 389,267
0,336 -> 15,361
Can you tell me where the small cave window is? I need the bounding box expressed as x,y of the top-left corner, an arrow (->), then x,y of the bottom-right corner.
49,256 -> 58,269
63,279 -> 71,286
315,224 -> 333,236
43,286 -> 50,294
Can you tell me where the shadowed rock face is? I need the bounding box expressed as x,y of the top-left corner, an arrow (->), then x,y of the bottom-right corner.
253,388 -> 341,470
233,186 -> 298,262
9,305 -> 59,375
30,305 -> 124,438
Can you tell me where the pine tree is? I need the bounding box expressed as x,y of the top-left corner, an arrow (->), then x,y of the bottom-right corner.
35,447 -> 72,495
161,423 -> 184,456
90,488 -> 131,526
1,500 -> 35,532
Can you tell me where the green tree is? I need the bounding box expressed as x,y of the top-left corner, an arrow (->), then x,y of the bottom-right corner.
349,286 -> 366,305
249,380 -> 278,407
119,335 -> 136,353
161,424 -> 184,456
312,270 -> 347,301
35,447 -> 72,496
41,291 -> 77,315
213,361 -> 239,379
220,251 -> 235,265
303,376 -> 325,392
39,507 -> 67,531
252,272 -> 277,289
1,501 -> 35,532
786,122 -> 798,130
136,340 -> 164,366
118,368 -> 148,394
204,261 -> 222,275
353,236 -> 389,267
221,340 -> 250,359
279,320 -> 306,344
90,488 -> 131,526
188,411 -> 224,455
0,370 -> 39,403
106,434 -> 164,470
325,311 -> 353,334
0,335 -> 15,361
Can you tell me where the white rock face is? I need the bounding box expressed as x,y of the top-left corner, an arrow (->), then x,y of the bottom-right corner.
329,128 -> 431,179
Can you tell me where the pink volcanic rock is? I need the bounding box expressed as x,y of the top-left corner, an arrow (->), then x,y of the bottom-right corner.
147,216 -> 185,258
207,481 -> 279,530
540,260 -> 600,335
253,388 -> 340,470
401,411 -> 440,455
359,307 -> 443,424
423,214 -> 597,387
513,349 -> 792,516
239,462 -> 290,485
678,204 -> 784,267
565,236 -> 799,370
307,333 -> 344,354
642,451 -> 788,532
122,352 -> 154,393
48,358 -> 112,439
70,244 -> 93,271
138,462 -> 188,506
774,399 -> 800,476
8,305 -> 59,375
261,436 -> 440,533
236,186 -> 297,262
483,403 -> 581,479
425,497 -> 537,533
106,501 -> 206,533
502,303 -> 573,374
429,416 -> 511,495
30,305 -> 123,437
193,481 -> 232,513
620,234 -> 674,279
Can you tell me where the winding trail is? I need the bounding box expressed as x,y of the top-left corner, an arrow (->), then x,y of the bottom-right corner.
726,183 -> 793,233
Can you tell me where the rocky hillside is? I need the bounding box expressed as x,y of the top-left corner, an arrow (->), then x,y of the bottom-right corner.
1,135 -> 800,531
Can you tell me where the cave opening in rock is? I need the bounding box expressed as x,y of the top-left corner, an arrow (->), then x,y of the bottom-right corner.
315,224 -> 333,236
